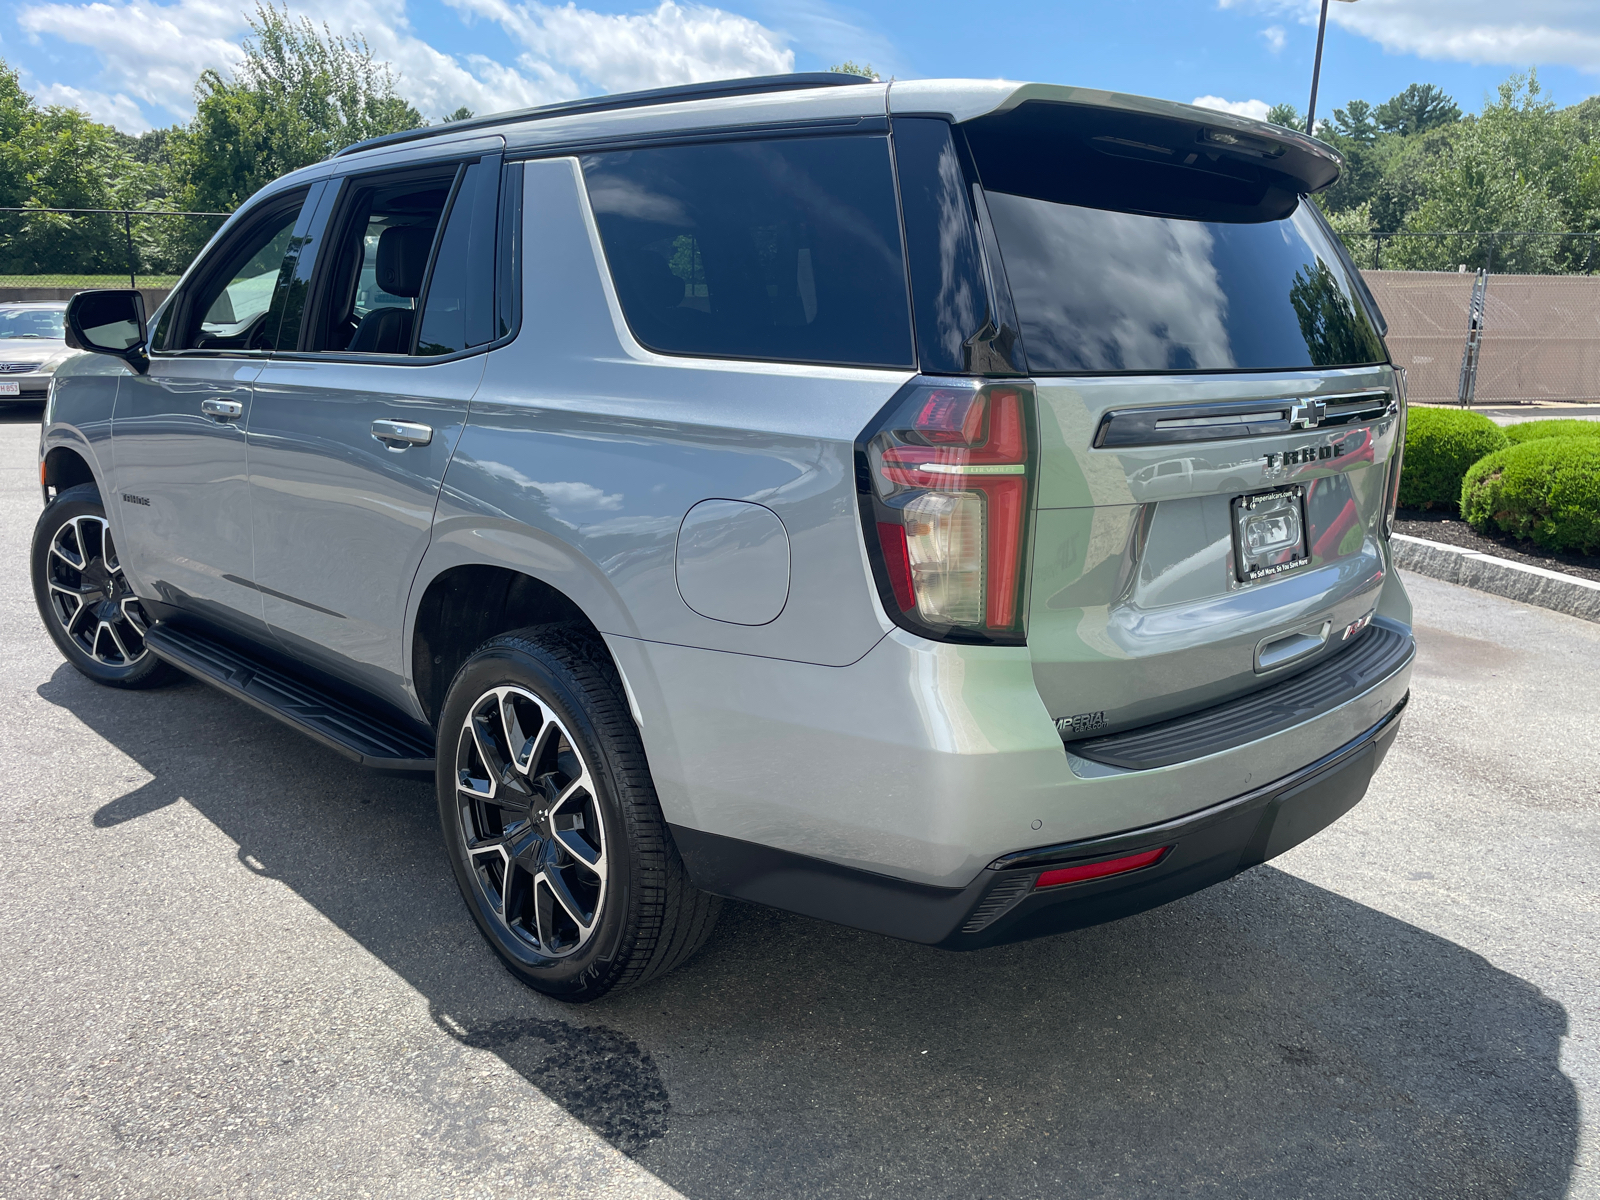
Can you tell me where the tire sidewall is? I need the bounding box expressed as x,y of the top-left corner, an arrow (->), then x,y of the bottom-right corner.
32,486 -> 165,688
436,641 -> 638,999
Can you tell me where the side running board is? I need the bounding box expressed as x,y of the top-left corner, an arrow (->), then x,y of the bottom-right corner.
145,624 -> 436,772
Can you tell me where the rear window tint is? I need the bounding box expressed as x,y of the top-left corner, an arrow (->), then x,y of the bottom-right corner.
581,137 -> 914,368
985,195 -> 1385,374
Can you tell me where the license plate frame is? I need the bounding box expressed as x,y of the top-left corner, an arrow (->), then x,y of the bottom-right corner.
1231,484 -> 1310,585
0,382 -> 19,397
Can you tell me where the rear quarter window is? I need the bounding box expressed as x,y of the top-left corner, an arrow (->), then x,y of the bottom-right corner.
580,136 -> 914,369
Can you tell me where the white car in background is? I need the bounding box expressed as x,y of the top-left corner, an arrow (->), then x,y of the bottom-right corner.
0,302 -> 74,404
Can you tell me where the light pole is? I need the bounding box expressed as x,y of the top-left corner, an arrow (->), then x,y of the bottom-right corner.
1305,0 -> 1357,136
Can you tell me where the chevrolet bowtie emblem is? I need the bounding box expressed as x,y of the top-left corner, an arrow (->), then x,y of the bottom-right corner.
1286,401 -> 1324,428
1289,400 -> 1327,430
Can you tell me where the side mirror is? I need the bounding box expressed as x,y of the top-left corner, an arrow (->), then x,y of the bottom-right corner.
65,289 -> 149,374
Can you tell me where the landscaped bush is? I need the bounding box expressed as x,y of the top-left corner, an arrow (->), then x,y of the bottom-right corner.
1460,436 -> 1600,554
1397,406 -> 1509,510
1503,418 -> 1600,446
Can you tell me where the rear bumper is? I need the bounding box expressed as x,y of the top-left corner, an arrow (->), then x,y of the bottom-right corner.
672,694 -> 1406,948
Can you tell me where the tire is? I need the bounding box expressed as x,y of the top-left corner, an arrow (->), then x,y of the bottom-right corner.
31,483 -> 175,689
437,623 -> 720,1002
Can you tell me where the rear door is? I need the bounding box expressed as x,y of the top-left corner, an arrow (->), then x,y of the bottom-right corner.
245,154 -> 504,708
113,184 -> 321,639
960,103 -> 1400,737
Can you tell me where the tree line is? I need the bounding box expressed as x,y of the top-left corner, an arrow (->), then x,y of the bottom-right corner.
1272,74 -> 1600,273
2,8 -> 1596,278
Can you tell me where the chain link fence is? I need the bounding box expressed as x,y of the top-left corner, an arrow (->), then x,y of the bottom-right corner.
1363,269 -> 1600,404
0,207 -> 228,299
1346,231 -> 1600,276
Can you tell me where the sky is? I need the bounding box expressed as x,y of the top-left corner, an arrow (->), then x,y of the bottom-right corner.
4,0 -> 1599,135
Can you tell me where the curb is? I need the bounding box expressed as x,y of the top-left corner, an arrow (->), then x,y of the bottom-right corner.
1392,533 -> 1600,623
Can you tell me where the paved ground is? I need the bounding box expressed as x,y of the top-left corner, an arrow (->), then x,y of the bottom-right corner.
2,403 -> 1596,1199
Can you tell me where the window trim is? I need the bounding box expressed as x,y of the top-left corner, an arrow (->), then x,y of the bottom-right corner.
153,185 -> 318,359
573,129 -> 920,373
273,153 -> 514,366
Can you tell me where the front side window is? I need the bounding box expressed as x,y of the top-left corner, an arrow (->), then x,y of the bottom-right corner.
581,136 -> 914,369
174,193 -> 308,352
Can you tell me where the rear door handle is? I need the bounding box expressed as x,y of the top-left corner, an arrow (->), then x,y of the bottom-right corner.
201,398 -> 243,421
372,419 -> 433,449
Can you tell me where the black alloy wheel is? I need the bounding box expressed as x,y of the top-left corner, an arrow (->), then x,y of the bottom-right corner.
31,484 -> 174,689
437,624 -> 719,1001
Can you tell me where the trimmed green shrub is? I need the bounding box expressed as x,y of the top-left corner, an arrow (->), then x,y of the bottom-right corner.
1397,406 -> 1509,510
1503,418 -> 1600,446
1460,436 -> 1600,554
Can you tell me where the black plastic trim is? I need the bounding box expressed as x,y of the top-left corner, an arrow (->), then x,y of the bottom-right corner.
145,623 -> 435,771
1093,390 -> 1393,448
670,695 -> 1406,949
1069,619 -> 1413,770
336,73 -> 877,158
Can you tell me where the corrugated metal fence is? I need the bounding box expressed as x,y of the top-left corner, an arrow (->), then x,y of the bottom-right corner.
1363,270 -> 1600,404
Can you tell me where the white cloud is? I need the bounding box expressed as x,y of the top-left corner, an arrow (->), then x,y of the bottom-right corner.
1220,0 -> 1600,73
449,1 -> 793,94
1192,95 -> 1272,121
1259,24 -> 1286,53
29,80 -> 154,131
14,0 -> 796,131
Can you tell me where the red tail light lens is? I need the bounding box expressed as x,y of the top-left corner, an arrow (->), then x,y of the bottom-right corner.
1034,847 -> 1169,889
857,379 -> 1035,644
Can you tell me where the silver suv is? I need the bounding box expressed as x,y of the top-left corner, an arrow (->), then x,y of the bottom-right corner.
36,74 -> 1413,1001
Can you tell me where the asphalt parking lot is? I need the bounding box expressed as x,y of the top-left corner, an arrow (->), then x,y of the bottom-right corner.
1,403 -> 1596,1199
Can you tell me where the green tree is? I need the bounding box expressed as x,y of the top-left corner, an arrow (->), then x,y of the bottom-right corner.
829,61 -> 880,81
170,2 -> 424,214
1374,84 -> 1461,136
1266,103 -> 1303,132
443,106 -> 474,122
1392,72 -> 1572,271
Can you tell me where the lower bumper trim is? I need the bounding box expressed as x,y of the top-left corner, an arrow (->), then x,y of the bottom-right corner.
671,694 -> 1407,949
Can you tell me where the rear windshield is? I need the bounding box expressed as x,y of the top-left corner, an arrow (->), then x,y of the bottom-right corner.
986,196 -> 1385,374
581,136 -> 914,369
985,195 -> 1388,374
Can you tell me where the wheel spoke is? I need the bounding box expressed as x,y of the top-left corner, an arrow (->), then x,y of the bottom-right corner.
50,539 -> 84,570
63,595 -> 91,635
540,868 -> 594,931
102,620 -> 132,663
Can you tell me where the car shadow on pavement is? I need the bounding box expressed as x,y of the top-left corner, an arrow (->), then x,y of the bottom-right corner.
46,665 -> 1578,1200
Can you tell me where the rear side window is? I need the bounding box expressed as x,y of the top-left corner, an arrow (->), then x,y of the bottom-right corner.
417,158 -> 499,355
581,136 -> 914,368
967,104 -> 1386,374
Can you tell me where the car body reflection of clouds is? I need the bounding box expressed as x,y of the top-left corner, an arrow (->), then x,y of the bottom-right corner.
51,664 -> 1576,1200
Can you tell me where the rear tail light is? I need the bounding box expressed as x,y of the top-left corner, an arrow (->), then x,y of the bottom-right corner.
1034,846 -> 1169,889
1383,369 -> 1407,538
857,379 -> 1036,644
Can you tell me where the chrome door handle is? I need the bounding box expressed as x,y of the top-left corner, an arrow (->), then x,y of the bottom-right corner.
372,419 -> 433,449
201,398 -> 243,421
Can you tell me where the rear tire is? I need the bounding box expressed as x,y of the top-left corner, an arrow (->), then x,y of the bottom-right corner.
31,483 -> 175,690
436,623 -> 719,1001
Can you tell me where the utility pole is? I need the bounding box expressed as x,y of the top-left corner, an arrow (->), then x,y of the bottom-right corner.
1306,0 -> 1358,136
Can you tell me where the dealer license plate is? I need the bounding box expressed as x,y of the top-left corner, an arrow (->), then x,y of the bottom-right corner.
1231,486 -> 1309,584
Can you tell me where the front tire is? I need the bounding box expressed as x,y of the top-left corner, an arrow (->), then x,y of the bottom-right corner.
437,624 -> 719,1001
31,483 -> 174,689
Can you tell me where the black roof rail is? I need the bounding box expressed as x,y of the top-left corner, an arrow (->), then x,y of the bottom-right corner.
334,72 -> 878,159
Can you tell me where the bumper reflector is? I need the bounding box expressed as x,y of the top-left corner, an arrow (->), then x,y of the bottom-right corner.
1034,846 -> 1170,890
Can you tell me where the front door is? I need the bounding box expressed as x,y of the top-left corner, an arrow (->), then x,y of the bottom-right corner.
113,185 -> 321,639
247,155 -> 502,711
